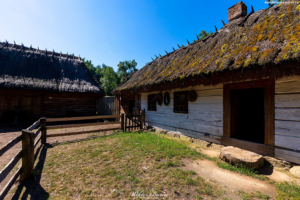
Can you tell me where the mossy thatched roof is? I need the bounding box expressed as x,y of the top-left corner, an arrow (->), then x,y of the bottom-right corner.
113,3 -> 300,95
0,42 -> 104,94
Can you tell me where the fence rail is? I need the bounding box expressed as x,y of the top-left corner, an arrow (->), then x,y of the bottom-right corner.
0,112 -> 145,199
0,136 -> 22,157
46,115 -> 120,122
46,121 -> 120,130
0,120 -> 41,200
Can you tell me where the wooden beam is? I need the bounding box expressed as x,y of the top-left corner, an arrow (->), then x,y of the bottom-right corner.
0,136 -> 22,157
26,120 -> 40,131
46,122 -> 120,130
46,115 -> 121,122
0,150 -> 21,184
264,79 -> 275,146
46,127 -> 121,138
223,84 -> 231,137
40,118 -> 47,144
34,128 -> 41,138
20,130 -> 34,182
121,114 -> 124,131
221,137 -> 275,156
34,135 -> 41,148
0,166 -> 21,199
275,147 -> 300,164
140,110 -> 145,129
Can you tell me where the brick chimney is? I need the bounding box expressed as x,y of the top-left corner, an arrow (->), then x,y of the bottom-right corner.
228,1 -> 247,22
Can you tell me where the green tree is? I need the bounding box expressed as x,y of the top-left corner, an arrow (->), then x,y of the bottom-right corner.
100,66 -> 118,96
117,59 -> 138,83
82,58 -> 103,81
193,30 -> 213,42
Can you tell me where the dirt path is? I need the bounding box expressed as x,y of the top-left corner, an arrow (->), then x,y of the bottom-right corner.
182,158 -> 277,198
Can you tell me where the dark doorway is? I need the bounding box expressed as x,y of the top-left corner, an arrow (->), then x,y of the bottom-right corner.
129,100 -> 135,114
230,87 -> 265,144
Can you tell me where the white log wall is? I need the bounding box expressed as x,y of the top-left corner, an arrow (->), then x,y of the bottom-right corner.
275,77 -> 300,151
141,84 -> 223,143
140,77 -> 300,153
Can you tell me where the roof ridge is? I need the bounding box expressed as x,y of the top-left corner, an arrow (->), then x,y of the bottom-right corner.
0,41 -> 82,61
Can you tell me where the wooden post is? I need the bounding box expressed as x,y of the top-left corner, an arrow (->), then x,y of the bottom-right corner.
121,114 -> 124,131
140,110 -> 145,129
40,117 -> 47,144
125,115 -> 127,132
20,130 -> 34,182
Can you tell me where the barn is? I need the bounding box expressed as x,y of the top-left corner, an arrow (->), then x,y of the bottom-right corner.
113,2 -> 300,164
0,42 -> 104,124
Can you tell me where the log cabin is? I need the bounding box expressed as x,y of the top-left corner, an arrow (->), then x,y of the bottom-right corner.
113,2 -> 300,164
0,42 -> 105,124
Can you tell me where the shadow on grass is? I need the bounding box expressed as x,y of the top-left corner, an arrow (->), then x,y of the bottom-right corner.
48,132 -> 119,147
11,143 -> 54,200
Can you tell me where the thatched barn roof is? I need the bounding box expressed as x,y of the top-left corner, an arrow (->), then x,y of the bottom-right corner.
0,42 -> 104,94
113,3 -> 300,95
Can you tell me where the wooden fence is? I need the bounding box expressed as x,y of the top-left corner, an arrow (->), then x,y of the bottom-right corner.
0,111 -> 145,199
98,96 -> 115,115
124,112 -> 145,132
0,120 -> 40,199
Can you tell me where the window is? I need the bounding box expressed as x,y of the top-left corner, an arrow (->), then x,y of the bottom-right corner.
148,94 -> 156,111
174,91 -> 188,113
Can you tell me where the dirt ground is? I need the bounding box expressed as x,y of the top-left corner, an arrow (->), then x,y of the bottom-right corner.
0,124 -> 121,192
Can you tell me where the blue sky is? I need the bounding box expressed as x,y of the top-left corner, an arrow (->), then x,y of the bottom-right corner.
0,0 -> 269,71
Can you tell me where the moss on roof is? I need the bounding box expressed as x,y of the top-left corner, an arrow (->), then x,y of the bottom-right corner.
113,3 -> 300,94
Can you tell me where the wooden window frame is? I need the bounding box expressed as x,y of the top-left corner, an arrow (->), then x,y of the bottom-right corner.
148,94 -> 157,111
223,79 -> 275,146
173,91 -> 189,114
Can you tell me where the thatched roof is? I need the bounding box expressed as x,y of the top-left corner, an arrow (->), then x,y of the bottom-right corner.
113,3 -> 300,95
0,42 -> 104,94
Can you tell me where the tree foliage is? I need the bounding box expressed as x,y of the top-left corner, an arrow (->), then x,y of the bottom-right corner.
100,66 -> 118,96
82,58 -> 137,96
117,60 -> 138,83
193,30 -> 213,42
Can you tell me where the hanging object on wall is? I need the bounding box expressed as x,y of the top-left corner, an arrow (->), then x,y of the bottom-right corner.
164,92 -> 170,106
156,93 -> 163,106
187,91 -> 198,102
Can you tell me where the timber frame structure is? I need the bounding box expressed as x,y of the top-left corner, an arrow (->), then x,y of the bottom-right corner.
0,42 -> 105,124
113,2 -> 300,164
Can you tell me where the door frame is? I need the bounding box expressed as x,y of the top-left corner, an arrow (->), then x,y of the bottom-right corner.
223,79 -> 275,146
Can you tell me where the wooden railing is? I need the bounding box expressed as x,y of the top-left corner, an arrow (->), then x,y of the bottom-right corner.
41,115 -> 122,141
0,112 -> 145,199
0,120 -> 40,199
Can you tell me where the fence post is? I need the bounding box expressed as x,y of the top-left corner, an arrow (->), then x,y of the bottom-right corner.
121,114 -> 124,131
20,130 -> 34,182
140,110 -> 145,129
125,115 -> 127,132
40,117 -> 47,144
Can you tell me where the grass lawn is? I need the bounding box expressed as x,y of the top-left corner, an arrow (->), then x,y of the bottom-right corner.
9,131 -> 300,199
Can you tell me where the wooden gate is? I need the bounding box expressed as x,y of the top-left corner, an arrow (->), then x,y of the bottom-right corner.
123,110 -> 145,132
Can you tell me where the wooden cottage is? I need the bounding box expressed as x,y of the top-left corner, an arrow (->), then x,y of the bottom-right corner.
113,2 -> 300,164
0,42 -> 105,124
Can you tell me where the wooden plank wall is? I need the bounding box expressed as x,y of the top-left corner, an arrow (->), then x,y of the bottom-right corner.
0,94 -> 42,124
141,84 -> 223,144
275,77 -> 300,151
115,96 -> 120,116
43,94 -> 97,118
135,94 -> 141,110
98,97 -> 115,115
